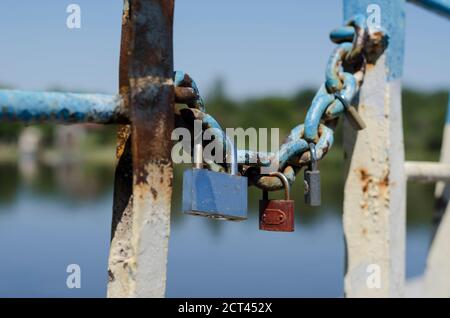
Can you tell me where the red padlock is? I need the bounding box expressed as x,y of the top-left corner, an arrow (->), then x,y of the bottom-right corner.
259,172 -> 295,232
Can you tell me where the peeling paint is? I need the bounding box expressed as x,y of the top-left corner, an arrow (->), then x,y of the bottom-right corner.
0,90 -> 128,124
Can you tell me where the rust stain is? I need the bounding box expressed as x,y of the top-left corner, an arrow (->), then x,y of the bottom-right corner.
358,167 -> 370,194
378,173 -> 389,188
128,0 -> 175,187
357,167 -> 390,211
150,187 -> 158,200
362,227 -> 368,236
108,269 -> 115,283
116,125 -> 131,159
357,167 -> 372,211
377,171 -> 390,199
366,63 -> 375,71
365,30 -> 387,64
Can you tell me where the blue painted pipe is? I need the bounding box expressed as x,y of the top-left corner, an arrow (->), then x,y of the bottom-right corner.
330,26 -> 355,43
0,90 -> 128,124
408,0 -> 450,19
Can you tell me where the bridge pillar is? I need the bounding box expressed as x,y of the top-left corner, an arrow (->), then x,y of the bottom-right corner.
342,0 -> 406,297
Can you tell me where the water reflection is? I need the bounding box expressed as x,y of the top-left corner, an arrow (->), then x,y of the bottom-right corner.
0,157 -> 435,297
0,162 -> 114,206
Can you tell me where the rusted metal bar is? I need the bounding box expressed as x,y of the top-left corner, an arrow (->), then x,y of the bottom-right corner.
405,161 -> 450,182
107,0 -> 134,298
0,90 -> 128,124
174,86 -> 199,104
408,0 -> 450,19
107,0 -> 174,298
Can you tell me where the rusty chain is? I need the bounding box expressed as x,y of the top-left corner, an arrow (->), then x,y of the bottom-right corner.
174,14 -> 387,191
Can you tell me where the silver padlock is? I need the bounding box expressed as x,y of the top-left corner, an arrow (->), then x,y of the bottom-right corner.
182,137 -> 248,221
304,143 -> 321,206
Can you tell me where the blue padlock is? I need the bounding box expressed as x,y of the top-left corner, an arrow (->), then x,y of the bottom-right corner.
182,138 -> 248,221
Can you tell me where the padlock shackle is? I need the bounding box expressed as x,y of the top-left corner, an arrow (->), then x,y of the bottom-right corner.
308,143 -> 318,171
225,134 -> 238,175
269,172 -> 290,200
193,142 -> 203,169
334,92 -> 366,131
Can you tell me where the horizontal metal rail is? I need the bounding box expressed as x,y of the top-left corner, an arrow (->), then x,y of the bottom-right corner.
0,86 -> 197,125
0,90 -> 128,124
405,161 -> 450,182
408,0 -> 450,19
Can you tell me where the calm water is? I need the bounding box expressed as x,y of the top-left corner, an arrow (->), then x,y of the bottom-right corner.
0,162 -> 433,297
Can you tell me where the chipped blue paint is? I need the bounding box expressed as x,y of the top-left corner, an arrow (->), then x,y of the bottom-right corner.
330,26 -> 356,43
408,0 -> 450,19
304,88 -> 335,142
325,42 -> 353,92
174,70 -> 186,87
0,90 -> 127,124
304,73 -> 357,141
344,0 -> 406,81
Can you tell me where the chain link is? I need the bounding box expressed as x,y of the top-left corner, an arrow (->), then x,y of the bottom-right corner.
174,14 -> 385,191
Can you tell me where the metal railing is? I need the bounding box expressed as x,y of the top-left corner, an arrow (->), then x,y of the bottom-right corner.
0,0 -> 449,298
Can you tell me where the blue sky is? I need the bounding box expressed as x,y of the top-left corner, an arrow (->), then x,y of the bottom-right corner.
0,1 -> 448,98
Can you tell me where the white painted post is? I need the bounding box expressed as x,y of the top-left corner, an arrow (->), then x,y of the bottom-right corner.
424,93 -> 450,297
404,161 -> 450,183
342,0 -> 406,297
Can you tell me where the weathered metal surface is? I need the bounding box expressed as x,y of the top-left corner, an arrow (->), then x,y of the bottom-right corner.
108,0 -> 134,298
405,161 -> 450,182
304,144 -> 321,206
177,106 -> 335,191
127,0 -> 174,298
182,136 -> 248,221
343,0 -> 406,298
259,172 -> 294,232
174,87 -> 198,104
108,0 -> 175,298
174,71 -> 205,111
259,199 -> 294,232
0,90 -> 128,124
408,0 -> 450,19
0,73 -> 199,125
182,169 -> 248,221
335,92 -> 367,131
303,14 -> 369,143
330,26 -> 355,43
